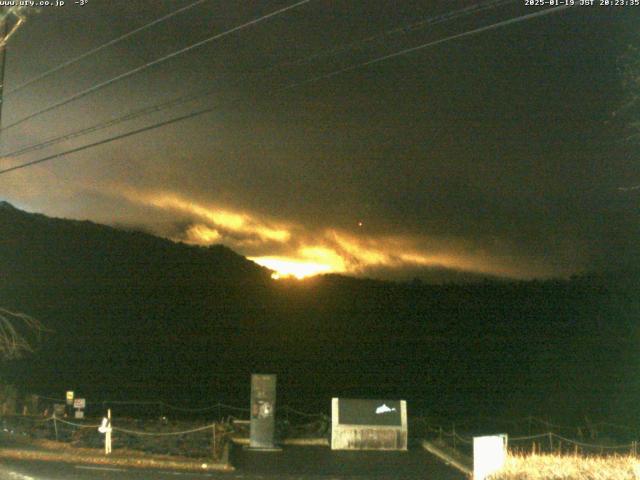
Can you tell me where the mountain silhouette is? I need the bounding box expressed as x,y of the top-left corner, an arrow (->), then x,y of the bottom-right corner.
0,201 -> 271,288
0,202 -> 639,427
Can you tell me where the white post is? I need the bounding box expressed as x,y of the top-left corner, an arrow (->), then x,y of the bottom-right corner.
53,413 -> 58,441
98,409 -> 113,455
212,424 -> 217,459
106,408 -> 112,454
473,434 -> 508,480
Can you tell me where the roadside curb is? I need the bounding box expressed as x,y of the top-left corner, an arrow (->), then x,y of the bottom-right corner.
0,447 -> 234,472
421,439 -> 472,476
231,437 -> 329,446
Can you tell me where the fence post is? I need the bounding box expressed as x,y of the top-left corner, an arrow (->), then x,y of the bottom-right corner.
53,413 -> 58,441
106,408 -> 112,455
548,432 -> 553,452
212,423 -> 217,460
452,423 -> 456,450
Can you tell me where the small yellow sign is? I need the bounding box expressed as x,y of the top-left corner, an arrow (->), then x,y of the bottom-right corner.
66,391 -> 74,405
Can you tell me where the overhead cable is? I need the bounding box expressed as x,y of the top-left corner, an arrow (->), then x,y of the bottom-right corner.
0,6 -> 572,176
0,0 -> 311,133
285,6 -> 573,91
0,105 -> 217,175
4,0 -> 210,98
0,1 -> 535,160
0,88 -> 218,157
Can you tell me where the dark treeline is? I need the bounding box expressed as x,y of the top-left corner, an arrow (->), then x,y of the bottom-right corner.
1,201 -> 639,428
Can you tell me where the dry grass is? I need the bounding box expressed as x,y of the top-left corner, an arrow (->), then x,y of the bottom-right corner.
489,453 -> 640,480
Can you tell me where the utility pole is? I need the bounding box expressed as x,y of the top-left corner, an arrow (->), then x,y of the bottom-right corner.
0,19 -> 8,129
0,7 -> 29,129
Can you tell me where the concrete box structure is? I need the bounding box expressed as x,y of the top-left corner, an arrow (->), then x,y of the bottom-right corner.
331,398 -> 407,450
249,374 -> 277,449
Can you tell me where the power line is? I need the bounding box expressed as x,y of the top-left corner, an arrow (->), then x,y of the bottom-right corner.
285,5 -> 573,91
0,87 -> 219,158
284,0 -> 515,69
0,0 -> 518,160
0,0 -> 312,134
0,18 -> 9,129
0,6 -> 28,128
385,0 -> 515,36
4,0 -> 210,99
0,106 -> 216,175
0,7 -> 27,48
0,5 -> 572,177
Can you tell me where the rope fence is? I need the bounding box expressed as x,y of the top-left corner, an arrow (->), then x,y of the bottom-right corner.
0,411 -> 238,460
5,409 -> 326,439
550,433 -> 635,451
32,395 -> 335,421
509,433 -> 553,442
25,395 -> 640,455
416,414 -> 640,441
424,422 -> 640,455
4,403 -> 640,461
112,423 -> 217,437
416,414 -> 626,433
52,416 -> 101,429
32,397 -> 639,436
101,400 -> 251,414
36,396 -> 250,412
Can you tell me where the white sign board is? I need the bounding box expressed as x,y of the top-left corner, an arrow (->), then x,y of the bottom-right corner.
74,410 -> 84,419
473,434 -> 508,480
73,398 -> 86,409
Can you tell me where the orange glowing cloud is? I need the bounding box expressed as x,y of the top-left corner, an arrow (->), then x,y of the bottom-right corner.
184,224 -> 222,244
120,190 -> 291,244
117,188 -> 555,281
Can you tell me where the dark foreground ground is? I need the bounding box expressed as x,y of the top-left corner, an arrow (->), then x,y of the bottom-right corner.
0,444 -> 464,479
232,444 -> 465,479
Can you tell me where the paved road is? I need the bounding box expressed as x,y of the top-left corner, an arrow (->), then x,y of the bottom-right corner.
0,460 -> 220,480
231,445 -> 464,479
0,445 -> 464,479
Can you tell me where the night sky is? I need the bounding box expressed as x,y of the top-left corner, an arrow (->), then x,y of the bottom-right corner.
0,1 -> 637,281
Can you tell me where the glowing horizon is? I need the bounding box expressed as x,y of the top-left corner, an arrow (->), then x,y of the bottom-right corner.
115,188 -> 557,281
249,256 -> 340,279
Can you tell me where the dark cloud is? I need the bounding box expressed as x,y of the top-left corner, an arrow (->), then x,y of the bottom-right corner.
1,1 -> 637,280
